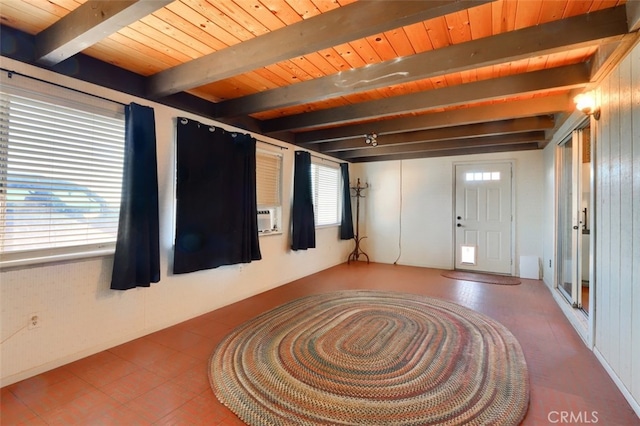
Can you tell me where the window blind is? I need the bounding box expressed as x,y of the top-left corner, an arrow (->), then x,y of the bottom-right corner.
311,162 -> 340,226
256,150 -> 281,207
0,88 -> 125,258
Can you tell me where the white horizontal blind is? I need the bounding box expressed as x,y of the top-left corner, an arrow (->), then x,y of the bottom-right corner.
256,150 -> 281,206
0,86 -> 125,258
311,162 -> 340,226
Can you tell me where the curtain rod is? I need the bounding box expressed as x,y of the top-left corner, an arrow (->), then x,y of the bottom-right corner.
2,68 -> 344,164
257,139 -> 288,150
1,68 -> 127,107
257,139 -> 346,164
179,119 -> 288,151
310,153 -> 345,165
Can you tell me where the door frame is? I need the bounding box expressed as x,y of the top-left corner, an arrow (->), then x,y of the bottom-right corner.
452,160 -> 516,276
550,113 -> 594,348
556,128 -> 587,310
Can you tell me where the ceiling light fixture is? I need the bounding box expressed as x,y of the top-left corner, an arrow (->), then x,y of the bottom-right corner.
574,91 -> 600,120
364,132 -> 378,147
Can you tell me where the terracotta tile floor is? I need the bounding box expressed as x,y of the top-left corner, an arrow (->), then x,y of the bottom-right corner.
2,262 -> 639,425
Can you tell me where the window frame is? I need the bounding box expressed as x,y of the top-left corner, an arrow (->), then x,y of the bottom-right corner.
310,160 -> 342,228
0,73 -> 125,269
256,148 -> 283,236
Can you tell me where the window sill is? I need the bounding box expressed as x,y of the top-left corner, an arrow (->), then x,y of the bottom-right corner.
315,223 -> 340,229
0,244 -> 115,270
258,230 -> 283,237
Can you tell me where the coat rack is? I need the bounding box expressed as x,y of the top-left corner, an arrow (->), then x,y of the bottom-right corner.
348,178 -> 369,264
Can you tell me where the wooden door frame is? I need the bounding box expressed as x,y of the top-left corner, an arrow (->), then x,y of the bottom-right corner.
452,160 -> 516,276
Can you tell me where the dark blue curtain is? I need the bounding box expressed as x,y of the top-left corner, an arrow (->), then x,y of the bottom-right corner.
173,118 -> 261,274
339,163 -> 354,240
291,151 -> 315,250
111,103 -> 160,290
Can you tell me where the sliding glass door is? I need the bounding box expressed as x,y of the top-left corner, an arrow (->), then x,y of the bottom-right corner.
557,125 -> 591,314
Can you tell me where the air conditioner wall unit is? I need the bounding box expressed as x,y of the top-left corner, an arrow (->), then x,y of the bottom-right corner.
257,208 -> 275,233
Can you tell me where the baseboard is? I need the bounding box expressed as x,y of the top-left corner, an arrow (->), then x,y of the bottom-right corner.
392,261 -> 454,270
593,347 -> 640,418
0,329 -> 144,387
550,288 -> 590,347
546,287 -> 639,419
0,258 -> 348,388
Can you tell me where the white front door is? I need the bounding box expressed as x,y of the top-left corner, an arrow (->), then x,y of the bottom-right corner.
454,162 -> 513,274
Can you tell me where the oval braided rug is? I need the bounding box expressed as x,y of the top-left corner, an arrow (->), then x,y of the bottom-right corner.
210,290 -> 529,425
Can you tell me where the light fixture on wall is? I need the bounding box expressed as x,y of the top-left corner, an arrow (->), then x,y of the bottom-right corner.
364,132 -> 378,147
574,91 -> 600,120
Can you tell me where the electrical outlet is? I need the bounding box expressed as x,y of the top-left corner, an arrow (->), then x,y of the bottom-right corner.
28,313 -> 40,330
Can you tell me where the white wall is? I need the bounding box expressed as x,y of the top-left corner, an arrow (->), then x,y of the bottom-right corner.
541,40 -> 640,414
351,150 -> 545,274
592,41 -> 640,412
0,57 -> 352,386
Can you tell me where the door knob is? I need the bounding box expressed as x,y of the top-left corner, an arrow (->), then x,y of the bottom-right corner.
457,223 -> 462,227
457,216 -> 462,220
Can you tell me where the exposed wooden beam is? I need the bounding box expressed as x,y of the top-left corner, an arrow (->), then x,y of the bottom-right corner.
266,64 -> 588,132
337,132 -> 546,159
215,5 -> 628,118
349,143 -> 540,163
295,94 -> 574,144
146,0 -> 492,98
35,0 -> 173,65
316,116 -> 554,153
627,0 -> 640,32
0,25 -> 272,142
587,32 -> 640,84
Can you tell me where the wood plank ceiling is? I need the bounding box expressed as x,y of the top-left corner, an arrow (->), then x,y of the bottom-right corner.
1,0 -> 638,162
